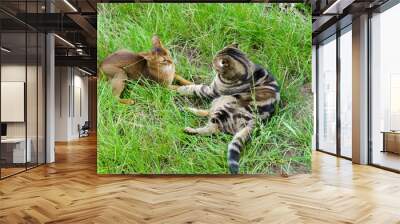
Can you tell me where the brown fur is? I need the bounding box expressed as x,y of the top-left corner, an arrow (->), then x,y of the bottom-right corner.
100,36 -> 192,104
237,87 -> 277,107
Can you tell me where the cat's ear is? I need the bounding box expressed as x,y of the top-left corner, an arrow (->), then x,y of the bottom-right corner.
141,52 -> 153,61
151,35 -> 163,48
226,43 -> 239,49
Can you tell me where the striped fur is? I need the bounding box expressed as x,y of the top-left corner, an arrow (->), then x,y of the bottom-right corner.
178,46 -> 280,174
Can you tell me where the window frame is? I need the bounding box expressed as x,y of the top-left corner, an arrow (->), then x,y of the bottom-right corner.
315,22 -> 353,161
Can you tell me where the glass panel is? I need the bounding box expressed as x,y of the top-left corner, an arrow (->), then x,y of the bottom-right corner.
27,31 -> 38,169
0,0 -> 46,178
1,31 -> 27,177
371,4 -> 400,171
38,32 -> 45,165
340,28 -> 352,158
318,36 -> 337,154
26,0 -> 38,169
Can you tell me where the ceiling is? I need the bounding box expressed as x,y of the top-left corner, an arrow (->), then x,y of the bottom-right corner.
1,32 -> 45,64
311,0 -> 390,43
0,0 -> 100,74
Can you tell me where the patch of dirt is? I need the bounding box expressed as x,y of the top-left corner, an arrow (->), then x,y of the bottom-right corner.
190,73 -> 210,85
293,82 -> 313,120
300,82 -> 312,96
174,44 -> 202,67
269,153 -> 311,177
251,43 -> 263,51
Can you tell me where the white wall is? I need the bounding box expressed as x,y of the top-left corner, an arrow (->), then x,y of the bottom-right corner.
1,65 -> 26,139
71,73 -> 89,138
55,66 -> 69,141
1,65 -> 41,137
54,67 -> 89,141
1,63 -> 46,164
1,82 -> 25,122
1,65 -> 25,81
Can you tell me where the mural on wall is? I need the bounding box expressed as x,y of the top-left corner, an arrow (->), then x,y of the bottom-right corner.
97,3 -> 312,175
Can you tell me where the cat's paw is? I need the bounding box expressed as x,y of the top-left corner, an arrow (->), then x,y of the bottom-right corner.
186,107 -> 209,117
184,127 -> 197,135
119,99 -> 135,105
168,85 -> 180,90
176,86 -> 190,96
229,162 -> 239,174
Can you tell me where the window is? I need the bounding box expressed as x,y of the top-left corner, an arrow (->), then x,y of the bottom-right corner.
339,26 -> 352,158
370,3 -> 400,171
0,2 -> 47,179
317,35 -> 337,154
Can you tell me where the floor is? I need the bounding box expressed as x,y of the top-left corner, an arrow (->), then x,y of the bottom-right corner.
372,150 -> 400,171
0,167 -> 25,178
0,136 -> 400,223
1,163 -> 43,178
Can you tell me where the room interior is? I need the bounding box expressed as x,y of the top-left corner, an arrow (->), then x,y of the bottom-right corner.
0,0 -> 97,179
312,0 -> 400,172
0,0 -> 399,223
0,30 -> 46,178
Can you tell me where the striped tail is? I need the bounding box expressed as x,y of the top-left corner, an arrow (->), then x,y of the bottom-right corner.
227,124 -> 253,174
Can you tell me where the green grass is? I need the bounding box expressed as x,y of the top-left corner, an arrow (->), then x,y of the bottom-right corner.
97,3 -> 312,174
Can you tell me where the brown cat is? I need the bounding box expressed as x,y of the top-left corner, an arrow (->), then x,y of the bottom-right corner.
99,35 -> 192,104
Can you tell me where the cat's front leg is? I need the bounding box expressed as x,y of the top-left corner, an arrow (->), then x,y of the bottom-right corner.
176,85 -> 201,96
184,123 -> 219,136
177,84 -> 217,99
168,84 -> 180,90
186,107 -> 209,117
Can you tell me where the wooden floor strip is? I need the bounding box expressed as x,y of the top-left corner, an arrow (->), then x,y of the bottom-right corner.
0,135 -> 400,223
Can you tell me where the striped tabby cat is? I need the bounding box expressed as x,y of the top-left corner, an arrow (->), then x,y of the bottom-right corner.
177,44 -> 280,174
